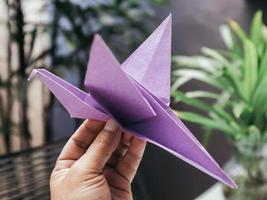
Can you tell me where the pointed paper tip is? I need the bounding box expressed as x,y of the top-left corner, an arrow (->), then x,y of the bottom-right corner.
93,33 -> 105,46
90,33 -> 111,55
228,179 -> 238,189
158,13 -> 171,29
28,69 -> 38,81
217,171 -> 237,189
232,182 -> 238,189
165,13 -> 172,23
93,33 -> 100,40
217,166 -> 237,189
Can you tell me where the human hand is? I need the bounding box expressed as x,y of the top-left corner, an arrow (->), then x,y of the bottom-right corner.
50,119 -> 146,200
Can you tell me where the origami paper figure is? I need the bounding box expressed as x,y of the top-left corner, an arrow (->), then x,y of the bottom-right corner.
29,14 -> 237,188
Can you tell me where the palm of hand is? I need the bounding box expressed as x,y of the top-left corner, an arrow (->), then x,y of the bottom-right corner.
50,120 -> 145,200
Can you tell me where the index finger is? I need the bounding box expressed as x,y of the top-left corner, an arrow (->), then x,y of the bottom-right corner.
54,119 -> 105,171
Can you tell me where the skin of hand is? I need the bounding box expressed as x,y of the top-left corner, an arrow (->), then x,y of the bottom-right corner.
50,119 -> 146,200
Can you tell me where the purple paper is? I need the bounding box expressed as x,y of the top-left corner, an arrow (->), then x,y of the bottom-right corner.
28,14 -> 237,188
84,34 -> 156,124
122,15 -> 171,105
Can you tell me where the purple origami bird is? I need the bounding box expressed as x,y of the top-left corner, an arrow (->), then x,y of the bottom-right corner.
29,14 -> 237,188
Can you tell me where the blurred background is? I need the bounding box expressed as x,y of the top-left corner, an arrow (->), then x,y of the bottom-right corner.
1,0 -> 267,199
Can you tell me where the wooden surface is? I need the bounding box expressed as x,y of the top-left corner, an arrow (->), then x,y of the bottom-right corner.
0,141 -> 64,199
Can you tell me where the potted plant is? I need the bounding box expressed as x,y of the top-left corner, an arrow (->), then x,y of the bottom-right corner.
172,11 -> 267,199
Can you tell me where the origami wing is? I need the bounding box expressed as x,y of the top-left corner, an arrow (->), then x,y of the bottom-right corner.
122,14 -> 172,105
84,34 -> 156,125
28,69 -> 109,121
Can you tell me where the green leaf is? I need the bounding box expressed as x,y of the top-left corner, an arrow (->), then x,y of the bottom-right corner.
213,49 -> 240,60
149,0 -> 167,5
258,49 -> 267,82
258,42 -> 265,57
212,104 -> 234,123
222,66 -> 245,101
221,25 -> 243,57
202,128 -> 212,147
232,102 -> 246,118
248,125 -> 261,145
243,39 -> 258,101
184,90 -> 219,99
216,91 -> 231,107
171,11 -> 267,144
219,24 -> 234,50
262,25 -> 267,44
172,55 -> 222,73
172,91 -> 238,126
172,69 -> 223,89
201,47 -> 229,65
229,19 -> 247,41
262,131 -> 267,142
171,76 -> 191,91
250,10 -> 263,49
252,75 -> 267,111
176,111 -> 235,137
172,91 -> 211,111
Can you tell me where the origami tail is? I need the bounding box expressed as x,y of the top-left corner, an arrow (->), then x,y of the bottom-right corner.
28,69 -> 109,121
126,86 -> 237,189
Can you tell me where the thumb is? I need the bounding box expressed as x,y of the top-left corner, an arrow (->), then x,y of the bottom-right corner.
73,119 -> 121,174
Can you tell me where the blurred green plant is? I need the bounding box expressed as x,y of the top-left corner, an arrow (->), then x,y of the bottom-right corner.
172,11 -> 267,146
172,11 -> 267,197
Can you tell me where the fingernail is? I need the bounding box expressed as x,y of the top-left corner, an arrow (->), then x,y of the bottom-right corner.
122,132 -> 132,146
104,119 -> 118,133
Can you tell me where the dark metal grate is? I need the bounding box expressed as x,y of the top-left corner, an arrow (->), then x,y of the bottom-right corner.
0,141 -> 65,200
0,140 -> 152,200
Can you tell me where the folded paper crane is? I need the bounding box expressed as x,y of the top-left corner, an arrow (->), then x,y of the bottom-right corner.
29,14 -> 237,188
